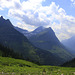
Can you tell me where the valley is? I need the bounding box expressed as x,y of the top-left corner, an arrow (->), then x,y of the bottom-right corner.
0,16 -> 75,75
0,0 -> 75,74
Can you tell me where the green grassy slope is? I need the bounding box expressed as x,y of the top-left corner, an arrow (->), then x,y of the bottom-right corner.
0,56 -> 75,75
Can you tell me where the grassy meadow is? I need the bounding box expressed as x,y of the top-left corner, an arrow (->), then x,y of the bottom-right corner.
0,56 -> 75,75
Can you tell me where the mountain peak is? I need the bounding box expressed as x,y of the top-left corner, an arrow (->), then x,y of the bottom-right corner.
47,27 -> 53,30
32,26 -> 45,33
0,16 -> 5,20
0,16 -> 13,28
0,16 -> 3,19
37,26 -> 44,29
0,16 -> 10,21
44,27 -> 55,35
36,26 -> 45,30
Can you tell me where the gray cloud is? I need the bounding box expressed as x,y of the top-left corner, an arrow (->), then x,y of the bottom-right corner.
22,15 -> 50,26
14,2 -> 21,9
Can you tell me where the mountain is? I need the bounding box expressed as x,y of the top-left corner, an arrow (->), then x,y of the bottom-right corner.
62,36 -> 75,55
14,26 -> 73,62
29,27 -> 61,50
0,16 -> 67,65
14,26 -> 45,38
62,58 -> 75,67
14,27 -> 28,34
28,27 -> 73,61
15,26 -> 73,62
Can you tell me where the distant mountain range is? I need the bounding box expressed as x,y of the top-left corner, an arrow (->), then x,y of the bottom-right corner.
14,26 -> 45,38
0,16 -> 69,66
14,24 -> 73,62
62,36 -> 75,56
15,27 -> 28,34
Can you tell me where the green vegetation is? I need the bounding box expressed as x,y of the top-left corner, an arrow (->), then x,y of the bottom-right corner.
0,43 -> 75,75
0,56 -> 75,75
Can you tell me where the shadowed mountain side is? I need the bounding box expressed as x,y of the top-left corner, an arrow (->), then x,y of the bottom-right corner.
0,44 -> 23,59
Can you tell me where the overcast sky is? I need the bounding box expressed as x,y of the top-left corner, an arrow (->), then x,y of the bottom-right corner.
0,0 -> 75,41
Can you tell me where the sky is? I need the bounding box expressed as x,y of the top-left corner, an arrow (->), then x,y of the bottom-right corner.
0,0 -> 75,41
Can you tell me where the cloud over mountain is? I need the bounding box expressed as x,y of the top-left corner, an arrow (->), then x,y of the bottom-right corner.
0,0 -> 75,40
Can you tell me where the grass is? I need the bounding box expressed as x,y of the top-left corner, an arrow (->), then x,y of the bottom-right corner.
0,56 -> 75,75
